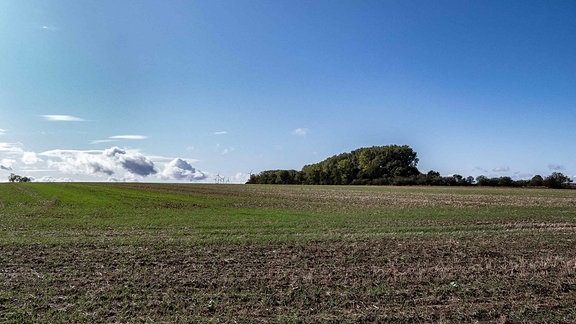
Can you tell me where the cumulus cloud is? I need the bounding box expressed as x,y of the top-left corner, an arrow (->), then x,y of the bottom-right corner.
42,115 -> 85,122
231,172 -> 250,184
22,152 -> 42,165
161,158 -> 206,181
0,143 -> 24,153
42,149 -> 115,176
36,176 -> 73,183
1,158 -> 16,169
291,128 -> 308,136
104,147 -> 157,176
41,147 -> 157,178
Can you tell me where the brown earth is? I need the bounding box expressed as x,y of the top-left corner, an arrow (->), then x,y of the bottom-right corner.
1,232 -> 575,322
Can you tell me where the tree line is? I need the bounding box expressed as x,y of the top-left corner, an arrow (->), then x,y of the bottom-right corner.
247,145 -> 573,189
8,173 -> 31,183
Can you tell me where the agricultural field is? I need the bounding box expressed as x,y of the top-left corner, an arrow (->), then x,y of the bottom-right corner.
0,183 -> 575,322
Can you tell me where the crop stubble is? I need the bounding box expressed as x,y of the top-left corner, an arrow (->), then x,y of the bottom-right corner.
0,183 -> 575,322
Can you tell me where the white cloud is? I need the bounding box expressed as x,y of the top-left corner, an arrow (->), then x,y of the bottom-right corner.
36,176 -> 73,183
548,164 -> 565,171
90,135 -> 147,145
104,147 -> 156,176
109,135 -> 148,140
90,139 -> 118,145
0,129 -> 6,135
215,143 -> 234,155
1,159 -> 16,168
232,172 -> 250,184
21,152 -> 42,165
0,143 -> 24,153
472,167 -> 488,173
291,128 -> 308,136
41,147 -> 157,178
214,131 -> 228,135
161,158 -> 206,181
40,25 -> 58,31
42,149 -> 116,176
42,115 -> 85,122
492,167 -> 510,173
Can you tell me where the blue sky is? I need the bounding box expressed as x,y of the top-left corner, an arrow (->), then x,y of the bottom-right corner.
1,0 -> 575,183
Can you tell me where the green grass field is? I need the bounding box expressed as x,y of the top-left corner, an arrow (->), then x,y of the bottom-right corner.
1,183 -> 575,322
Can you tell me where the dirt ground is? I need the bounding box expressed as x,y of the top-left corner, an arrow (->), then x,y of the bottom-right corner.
2,232 -> 575,322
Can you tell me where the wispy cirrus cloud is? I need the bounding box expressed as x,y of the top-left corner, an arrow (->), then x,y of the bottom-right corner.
0,142 -> 24,153
291,128 -> 308,136
214,131 -> 228,135
492,166 -> 510,173
42,115 -> 86,122
109,135 -> 148,140
91,135 -> 148,145
548,164 -> 565,171
40,25 -> 58,31
0,129 -> 6,135
90,139 -> 117,145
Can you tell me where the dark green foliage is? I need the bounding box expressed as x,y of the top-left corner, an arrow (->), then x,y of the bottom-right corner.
529,175 -> 544,186
8,173 -> 31,183
543,172 -> 572,189
247,145 -> 573,189
475,172 -> 573,189
247,170 -> 301,184
247,145 -> 420,185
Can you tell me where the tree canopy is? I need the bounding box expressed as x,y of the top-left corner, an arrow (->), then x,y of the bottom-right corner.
248,145 -> 420,185
247,144 -> 573,189
8,173 -> 31,183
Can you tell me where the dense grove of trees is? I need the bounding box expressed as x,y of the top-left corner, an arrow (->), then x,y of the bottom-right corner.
247,145 -> 573,189
8,173 -> 31,183
248,145 -> 420,185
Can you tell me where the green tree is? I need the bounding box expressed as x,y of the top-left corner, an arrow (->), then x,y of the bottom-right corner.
498,176 -> 514,187
8,173 -> 31,183
357,145 -> 419,180
544,172 -> 572,189
249,145 -> 420,186
528,175 -> 544,186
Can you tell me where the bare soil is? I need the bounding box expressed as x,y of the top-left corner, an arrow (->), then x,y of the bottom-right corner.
2,232 -> 575,322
